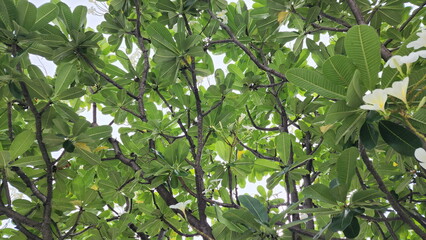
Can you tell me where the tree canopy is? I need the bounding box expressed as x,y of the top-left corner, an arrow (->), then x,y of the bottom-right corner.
0,0 -> 426,239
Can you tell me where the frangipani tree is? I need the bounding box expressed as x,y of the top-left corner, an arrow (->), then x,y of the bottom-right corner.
0,0 -> 425,239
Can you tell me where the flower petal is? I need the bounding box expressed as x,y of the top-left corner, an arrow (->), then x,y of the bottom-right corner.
415,148 -> 426,163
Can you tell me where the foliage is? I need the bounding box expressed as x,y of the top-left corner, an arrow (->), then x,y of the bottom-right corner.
0,0 -> 426,239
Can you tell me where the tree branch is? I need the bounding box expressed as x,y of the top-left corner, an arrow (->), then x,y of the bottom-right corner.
245,105 -> 279,131
207,9 -> 287,81
10,167 -> 47,203
359,143 -> 426,238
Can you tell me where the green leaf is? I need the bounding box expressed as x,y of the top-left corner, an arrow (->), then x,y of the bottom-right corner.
11,156 -> 44,167
302,184 -> 336,205
0,151 -> 10,168
379,120 -> 422,156
214,205 -> 246,233
222,208 -> 261,230
73,119 -> 91,136
57,87 -> 85,100
360,122 -> 378,149
17,0 -> 37,30
345,25 -> 381,90
163,139 -> 189,165
351,189 -> 384,203
10,130 -> 35,159
55,62 -> 77,95
254,159 -> 280,170
286,68 -> 346,99
346,70 -> 365,107
322,55 -> 356,86
336,147 -> 358,186
275,132 -> 291,163
157,0 -> 177,12
86,126 -> 112,140
329,209 -> 354,232
147,23 -> 178,54
325,101 -> 358,124
343,217 -> 360,238
238,195 -> 269,224
32,3 -> 58,31
75,148 -> 100,165
63,140 -> 75,153
304,6 -> 320,28
72,5 -> 87,30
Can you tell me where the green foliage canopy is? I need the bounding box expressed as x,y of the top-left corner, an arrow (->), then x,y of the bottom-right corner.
0,0 -> 425,239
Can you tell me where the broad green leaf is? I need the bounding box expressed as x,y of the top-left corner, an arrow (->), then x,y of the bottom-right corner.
72,5 -> 87,30
286,68 -> 346,99
275,132 -> 291,162
57,87 -> 85,100
304,6 -> 320,28
379,120 -> 422,156
343,217 -> 360,238
32,3 -> 58,31
336,147 -> 358,186
75,148 -> 100,165
325,101 -> 358,124
323,55 -> 356,86
377,2 -> 403,26
254,159 -> 280,170
214,205 -> 246,233
86,126 -> 112,139
24,77 -> 53,99
0,0 -> 16,29
239,195 -> 269,224
329,209 -> 354,232
163,139 -> 189,165
345,25 -> 381,90
346,70 -> 365,107
302,184 -> 336,205
55,63 -> 77,95
54,103 -> 80,122
10,156 -> 44,167
0,151 -> 10,168
351,189 -> 384,203
147,23 -> 178,54
73,119 -> 91,136
360,122 -> 378,149
222,208 -> 261,230
157,0 -> 177,12
17,0 -> 37,30
280,217 -> 314,229
10,130 -> 35,159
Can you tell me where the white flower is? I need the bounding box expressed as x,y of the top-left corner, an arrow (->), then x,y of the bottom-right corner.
216,10 -> 228,24
360,89 -> 388,112
404,50 -> 426,64
169,200 -> 192,216
384,55 -> 404,69
407,29 -> 426,49
384,77 -> 409,104
414,148 -> 426,169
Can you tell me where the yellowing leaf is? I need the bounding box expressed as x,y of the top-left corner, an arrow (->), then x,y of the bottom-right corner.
320,124 -> 333,133
90,184 -> 99,191
278,11 -> 289,24
75,142 -> 91,152
393,162 -> 398,167
94,146 -> 109,152
70,200 -> 82,206
237,150 -> 247,160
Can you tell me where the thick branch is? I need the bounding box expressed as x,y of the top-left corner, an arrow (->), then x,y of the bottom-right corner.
132,0 -> 149,122
0,206 -> 41,229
